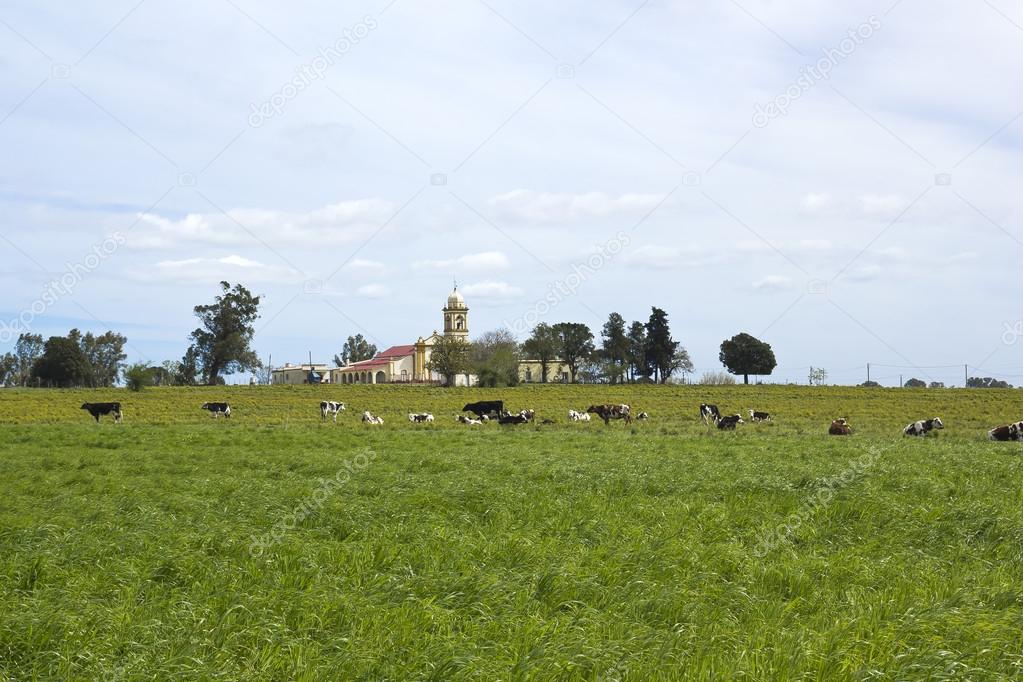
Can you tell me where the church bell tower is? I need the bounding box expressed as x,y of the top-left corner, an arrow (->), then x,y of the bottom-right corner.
443,284 -> 469,339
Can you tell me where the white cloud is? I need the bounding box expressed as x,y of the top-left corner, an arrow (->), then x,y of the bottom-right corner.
132,255 -> 301,283
460,280 -> 524,299
622,245 -> 716,269
860,194 -> 905,215
489,190 -> 669,222
416,251 -> 510,271
752,275 -> 794,292
343,259 -> 386,275
801,192 -> 832,212
356,284 -> 390,299
130,199 -> 394,249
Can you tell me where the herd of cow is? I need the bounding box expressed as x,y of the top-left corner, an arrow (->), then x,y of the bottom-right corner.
77,399 -> 1023,441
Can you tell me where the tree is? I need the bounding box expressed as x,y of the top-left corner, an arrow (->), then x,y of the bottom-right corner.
14,333 -> 43,386
929,381 -> 946,389
808,367 -> 828,386
967,376 -> 1013,389
904,378 -> 926,388
125,363 -> 155,391
626,321 -> 650,382
645,307 -> 679,384
668,347 -> 694,383
186,281 -> 262,385
176,347 -> 201,386
600,313 -> 629,385
472,329 -> 520,387
69,329 -> 127,387
521,323 -> 559,384
860,380 -> 880,387
719,332 -> 777,385
30,336 -> 93,388
151,364 -> 176,386
0,353 -> 17,386
427,336 -> 472,387
334,334 -> 377,366
552,322 -> 595,383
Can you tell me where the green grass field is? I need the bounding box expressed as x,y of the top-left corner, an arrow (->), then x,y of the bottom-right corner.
2,385 -> 1022,680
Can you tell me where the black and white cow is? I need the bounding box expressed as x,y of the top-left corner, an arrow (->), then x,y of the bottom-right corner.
81,402 -> 122,423
320,401 -> 346,422
989,422 -> 1023,441
636,412 -> 650,420
498,412 -> 530,425
903,417 -> 944,437
409,412 -> 434,423
717,414 -> 744,430
568,409 -> 591,422
519,409 -> 535,422
749,410 -> 772,422
362,411 -> 384,425
202,402 -> 231,418
457,415 -> 483,425
700,403 -> 721,425
586,404 -> 632,425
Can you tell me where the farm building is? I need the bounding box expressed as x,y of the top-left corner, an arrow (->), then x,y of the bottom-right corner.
271,363 -> 331,385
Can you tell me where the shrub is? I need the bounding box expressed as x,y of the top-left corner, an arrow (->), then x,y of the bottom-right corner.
125,364 -> 155,392
700,371 -> 737,385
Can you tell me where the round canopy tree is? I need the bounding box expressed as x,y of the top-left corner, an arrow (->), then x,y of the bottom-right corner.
719,332 -> 777,385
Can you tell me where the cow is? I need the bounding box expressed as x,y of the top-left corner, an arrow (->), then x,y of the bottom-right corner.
202,402 -> 231,418
463,400 -> 504,419
829,418 -> 852,436
636,412 -> 650,421
519,409 -> 535,422
988,422 -> 1023,441
717,414 -> 744,430
586,404 -> 632,425
457,415 -> 482,425
568,410 -> 591,422
749,410 -> 772,422
80,402 -> 122,423
320,401 -> 346,422
499,413 -> 530,425
700,404 -> 721,425
362,411 -> 384,425
409,413 -> 435,423
903,417 -> 944,437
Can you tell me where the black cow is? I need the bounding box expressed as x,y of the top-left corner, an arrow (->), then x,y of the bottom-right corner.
81,402 -> 122,423
749,410 -> 772,422
202,402 -> 231,418
717,414 -> 743,430
463,400 -> 503,418
700,403 -> 721,425
904,417 -> 943,437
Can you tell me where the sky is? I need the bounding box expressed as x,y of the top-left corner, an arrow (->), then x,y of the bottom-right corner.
1,0 -> 1022,386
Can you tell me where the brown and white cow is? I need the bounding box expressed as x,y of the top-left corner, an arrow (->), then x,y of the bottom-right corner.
829,418 -> 852,436
586,404 -> 632,425
989,422 -> 1023,441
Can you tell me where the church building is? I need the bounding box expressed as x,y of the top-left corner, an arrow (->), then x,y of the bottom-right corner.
326,286 -> 477,386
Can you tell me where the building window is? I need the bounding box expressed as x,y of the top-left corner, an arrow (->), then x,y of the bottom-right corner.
525,368 -> 532,383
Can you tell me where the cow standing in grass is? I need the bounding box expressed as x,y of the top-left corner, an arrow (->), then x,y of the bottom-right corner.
989,422 -> 1023,441
81,402 -> 122,424
749,410 -> 772,422
717,414 -> 743,430
202,402 -> 231,418
586,404 -> 632,425
700,404 -> 721,425
904,417 -> 944,437
320,401 -> 346,422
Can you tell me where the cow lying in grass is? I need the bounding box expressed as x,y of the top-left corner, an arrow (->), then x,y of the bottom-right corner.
988,422 -> 1023,441
829,418 -> 852,435
457,415 -> 482,425
749,410 -> 772,422
409,413 -> 434,423
717,414 -> 743,430
904,417 -> 943,437
568,409 -> 591,422
362,411 -> 384,425
81,402 -> 122,423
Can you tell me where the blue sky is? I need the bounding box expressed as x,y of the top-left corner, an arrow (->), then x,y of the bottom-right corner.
2,0 -> 1022,385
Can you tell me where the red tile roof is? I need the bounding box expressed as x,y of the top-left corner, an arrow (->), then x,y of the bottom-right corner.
376,344 -> 415,359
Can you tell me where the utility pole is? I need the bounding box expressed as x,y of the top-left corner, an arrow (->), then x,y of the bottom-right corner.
965,364 -> 969,387
866,362 -> 871,383
900,374 -> 903,388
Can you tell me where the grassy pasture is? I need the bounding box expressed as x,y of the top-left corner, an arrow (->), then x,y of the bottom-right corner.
1,385 -> 1023,680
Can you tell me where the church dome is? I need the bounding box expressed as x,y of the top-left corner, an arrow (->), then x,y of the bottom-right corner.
446,286 -> 466,309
